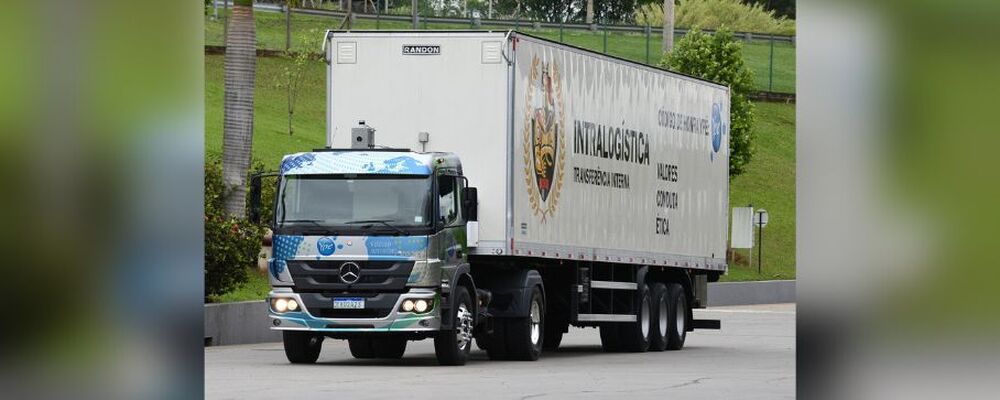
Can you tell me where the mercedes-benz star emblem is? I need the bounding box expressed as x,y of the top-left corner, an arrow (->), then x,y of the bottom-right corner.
339,262 -> 361,284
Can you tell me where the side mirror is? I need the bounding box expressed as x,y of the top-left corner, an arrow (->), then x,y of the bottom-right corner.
248,174 -> 262,225
461,187 -> 478,221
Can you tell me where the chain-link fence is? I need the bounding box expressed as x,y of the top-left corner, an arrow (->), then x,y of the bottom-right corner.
205,1 -> 795,93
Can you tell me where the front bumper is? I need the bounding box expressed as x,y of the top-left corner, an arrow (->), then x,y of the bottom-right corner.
267,288 -> 441,332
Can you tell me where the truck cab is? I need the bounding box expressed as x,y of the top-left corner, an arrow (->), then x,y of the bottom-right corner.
252,149 -> 482,365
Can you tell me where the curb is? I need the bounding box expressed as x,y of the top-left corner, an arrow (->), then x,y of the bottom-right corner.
204,280 -> 795,346
204,300 -> 280,346
707,280 -> 795,306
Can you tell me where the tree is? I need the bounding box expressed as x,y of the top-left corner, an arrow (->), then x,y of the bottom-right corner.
222,0 -> 256,217
278,29 -> 322,136
586,0 -> 594,24
660,29 -> 755,176
661,0 -> 674,53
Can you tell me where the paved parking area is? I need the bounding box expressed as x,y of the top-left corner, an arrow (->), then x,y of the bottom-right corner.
206,304 -> 795,399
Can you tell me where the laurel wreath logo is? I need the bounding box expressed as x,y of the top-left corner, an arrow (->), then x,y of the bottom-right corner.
522,56 -> 567,223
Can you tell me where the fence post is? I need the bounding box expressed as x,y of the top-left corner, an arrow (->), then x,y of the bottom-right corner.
645,25 -> 651,64
768,35 -> 775,92
376,8 -> 381,30
602,22 -> 607,54
285,3 -> 291,51
223,0 -> 228,40
559,20 -> 564,42
411,0 -> 418,29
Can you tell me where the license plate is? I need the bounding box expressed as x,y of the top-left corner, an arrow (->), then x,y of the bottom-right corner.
333,297 -> 365,309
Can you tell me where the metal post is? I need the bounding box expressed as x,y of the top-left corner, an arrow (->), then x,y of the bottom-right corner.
757,218 -> 763,274
411,0 -> 418,29
559,21 -> 564,42
602,22 -> 607,54
376,6 -> 380,29
768,35 -> 775,92
645,25 -> 651,64
285,3 -> 291,51
223,0 -> 229,39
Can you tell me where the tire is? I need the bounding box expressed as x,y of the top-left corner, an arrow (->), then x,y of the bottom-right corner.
434,288 -> 474,366
599,323 -> 621,352
665,283 -> 688,350
373,337 -> 407,359
283,331 -> 323,364
618,283 -> 652,352
505,286 -> 545,361
348,338 -> 375,359
486,286 -> 545,361
648,282 -> 669,352
542,326 -> 564,350
484,317 -> 508,360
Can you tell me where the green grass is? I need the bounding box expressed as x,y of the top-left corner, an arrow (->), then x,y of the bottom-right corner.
722,102 -> 796,281
207,269 -> 271,303
204,9 -> 795,93
205,54 -> 795,292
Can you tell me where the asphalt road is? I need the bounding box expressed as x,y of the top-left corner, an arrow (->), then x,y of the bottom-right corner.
205,304 -> 795,399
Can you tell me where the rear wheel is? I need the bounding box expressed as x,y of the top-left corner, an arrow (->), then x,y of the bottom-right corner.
486,286 -> 545,361
665,283 -> 688,350
618,283 -> 652,352
283,331 -> 323,364
599,323 -> 621,352
434,288 -> 474,365
348,338 -> 375,359
648,283 -> 669,352
373,337 -> 407,359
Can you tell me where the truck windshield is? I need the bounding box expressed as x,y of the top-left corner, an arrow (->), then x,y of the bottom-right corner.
275,175 -> 432,232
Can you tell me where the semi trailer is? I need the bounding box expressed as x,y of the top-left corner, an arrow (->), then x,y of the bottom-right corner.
250,31 -> 731,365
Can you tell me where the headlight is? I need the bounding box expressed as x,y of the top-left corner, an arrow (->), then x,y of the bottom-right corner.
287,299 -> 299,311
274,298 -> 289,313
414,299 -> 429,313
401,299 -> 415,312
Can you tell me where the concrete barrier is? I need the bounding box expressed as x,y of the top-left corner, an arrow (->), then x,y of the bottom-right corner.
204,280 -> 795,346
204,300 -> 280,346
707,280 -> 796,306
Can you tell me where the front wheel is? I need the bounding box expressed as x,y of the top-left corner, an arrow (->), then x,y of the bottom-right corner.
283,331 -> 323,364
434,288 -> 474,366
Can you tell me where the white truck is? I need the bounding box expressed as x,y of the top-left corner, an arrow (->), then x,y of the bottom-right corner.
250,31 -> 731,365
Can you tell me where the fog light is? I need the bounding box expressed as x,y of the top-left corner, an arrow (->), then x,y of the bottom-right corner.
274,298 -> 288,313
402,299 -> 415,312
415,299 -> 429,313
287,299 -> 299,311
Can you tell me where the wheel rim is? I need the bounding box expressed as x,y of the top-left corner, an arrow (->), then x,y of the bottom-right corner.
529,299 -> 541,345
640,295 -> 651,338
456,303 -> 474,351
676,297 -> 686,337
658,295 -> 668,338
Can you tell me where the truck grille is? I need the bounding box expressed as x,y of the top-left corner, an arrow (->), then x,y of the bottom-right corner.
286,260 -> 414,293
299,292 -> 400,319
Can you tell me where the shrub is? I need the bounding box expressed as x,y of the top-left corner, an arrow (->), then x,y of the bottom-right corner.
636,0 -> 796,36
660,28 -> 756,176
205,159 -> 264,300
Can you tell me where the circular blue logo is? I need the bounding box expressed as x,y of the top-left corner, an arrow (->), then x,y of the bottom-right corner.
711,103 -> 723,153
317,237 -> 337,256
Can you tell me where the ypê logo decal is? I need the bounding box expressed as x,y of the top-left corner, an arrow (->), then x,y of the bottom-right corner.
317,237 -> 343,256
710,103 -> 727,161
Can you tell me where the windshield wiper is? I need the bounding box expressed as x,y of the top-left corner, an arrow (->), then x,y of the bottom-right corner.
344,219 -> 408,236
280,219 -> 337,235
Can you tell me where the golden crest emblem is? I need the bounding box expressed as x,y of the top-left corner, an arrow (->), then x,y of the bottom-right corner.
523,56 -> 566,222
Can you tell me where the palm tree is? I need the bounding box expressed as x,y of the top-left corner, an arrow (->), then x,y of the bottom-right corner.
662,0 -> 675,53
222,0 -> 257,217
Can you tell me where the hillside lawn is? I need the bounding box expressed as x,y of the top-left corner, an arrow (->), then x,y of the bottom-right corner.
204,54 -> 794,301
204,9 -> 795,93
